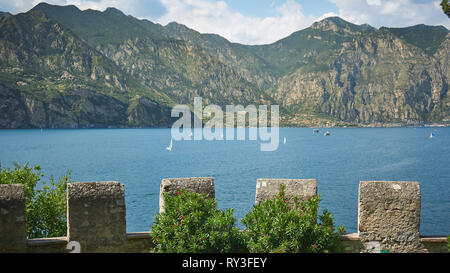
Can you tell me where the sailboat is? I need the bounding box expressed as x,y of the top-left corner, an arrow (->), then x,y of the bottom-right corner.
283,137 -> 287,144
166,139 -> 173,151
429,133 -> 435,139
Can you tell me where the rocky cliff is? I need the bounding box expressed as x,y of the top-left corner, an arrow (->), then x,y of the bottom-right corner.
0,3 -> 448,128
271,27 -> 450,124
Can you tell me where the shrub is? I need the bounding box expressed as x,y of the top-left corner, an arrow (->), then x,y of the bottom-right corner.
150,188 -> 243,253
442,0 -> 450,18
0,163 -> 70,238
447,236 -> 450,253
241,184 -> 345,253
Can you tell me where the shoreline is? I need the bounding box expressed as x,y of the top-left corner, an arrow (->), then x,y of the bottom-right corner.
0,124 -> 449,130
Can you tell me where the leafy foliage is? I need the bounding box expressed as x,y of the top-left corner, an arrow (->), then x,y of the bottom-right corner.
442,0 -> 450,18
447,236 -> 450,253
0,163 -> 70,238
150,189 -> 243,253
241,185 -> 346,253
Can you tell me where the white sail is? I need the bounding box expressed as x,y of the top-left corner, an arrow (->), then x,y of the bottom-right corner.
166,139 -> 173,151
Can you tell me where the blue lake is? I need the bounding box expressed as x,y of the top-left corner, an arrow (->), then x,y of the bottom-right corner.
0,128 -> 449,235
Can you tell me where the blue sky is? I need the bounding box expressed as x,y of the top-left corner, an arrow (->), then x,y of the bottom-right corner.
225,0 -> 338,17
0,0 -> 448,44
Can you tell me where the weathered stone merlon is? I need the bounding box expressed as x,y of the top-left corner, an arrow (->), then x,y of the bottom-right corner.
0,184 -> 26,252
358,181 -> 424,253
255,179 -> 317,205
0,179 -> 447,253
159,177 -> 215,213
67,182 -> 127,253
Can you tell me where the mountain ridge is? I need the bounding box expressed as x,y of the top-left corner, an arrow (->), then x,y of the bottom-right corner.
0,3 -> 449,128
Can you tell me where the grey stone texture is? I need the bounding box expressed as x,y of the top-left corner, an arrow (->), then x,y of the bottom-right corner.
0,179 -> 448,253
358,181 -> 426,253
67,182 -> 127,253
341,233 -> 364,253
255,179 -> 317,205
159,177 -> 215,213
0,184 -> 26,252
21,233 -> 448,253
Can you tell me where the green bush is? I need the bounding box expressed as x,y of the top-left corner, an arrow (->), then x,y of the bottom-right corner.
241,184 -> 345,253
150,188 -> 243,253
442,0 -> 450,18
447,236 -> 450,253
0,163 -> 70,238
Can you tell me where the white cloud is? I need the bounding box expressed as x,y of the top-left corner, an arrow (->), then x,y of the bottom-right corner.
366,0 -> 381,6
330,0 -> 450,29
156,0 -> 319,45
0,0 -> 323,44
0,0 -> 449,45
155,0 -> 450,44
0,0 -> 166,19
380,1 -> 401,14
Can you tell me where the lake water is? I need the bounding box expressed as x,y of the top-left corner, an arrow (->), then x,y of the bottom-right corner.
0,128 -> 449,235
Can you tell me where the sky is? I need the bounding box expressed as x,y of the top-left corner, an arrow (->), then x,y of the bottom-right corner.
0,0 -> 449,45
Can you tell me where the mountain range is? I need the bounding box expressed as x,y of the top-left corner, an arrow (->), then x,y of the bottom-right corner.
0,2 -> 449,128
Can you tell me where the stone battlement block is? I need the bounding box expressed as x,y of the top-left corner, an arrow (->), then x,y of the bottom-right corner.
255,179 -> 317,205
67,182 -> 126,253
159,177 -> 215,213
358,181 -> 425,253
0,184 -> 26,252
0,178 -> 446,253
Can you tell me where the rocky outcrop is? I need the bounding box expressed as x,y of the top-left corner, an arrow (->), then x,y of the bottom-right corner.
267,24 -> 450,124
0,85 -> 30,128
127,96 -> 174,128
0,84 -> 173,128
0,4 -> 448,128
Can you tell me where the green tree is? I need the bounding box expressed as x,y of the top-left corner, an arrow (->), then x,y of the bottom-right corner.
241,184 -> 345,253
442,0 -> 450,18
151,188 -> 243,253
0,163 -> 70,238
447,236 -> 450,253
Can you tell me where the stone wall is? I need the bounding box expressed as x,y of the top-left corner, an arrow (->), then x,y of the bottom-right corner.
0,178 -> 447,253
159,177 -> 214,213
0,184 -> 26,252
358,181 -> 424,253
67,182 -> 127,252
255,179 -> 316,205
